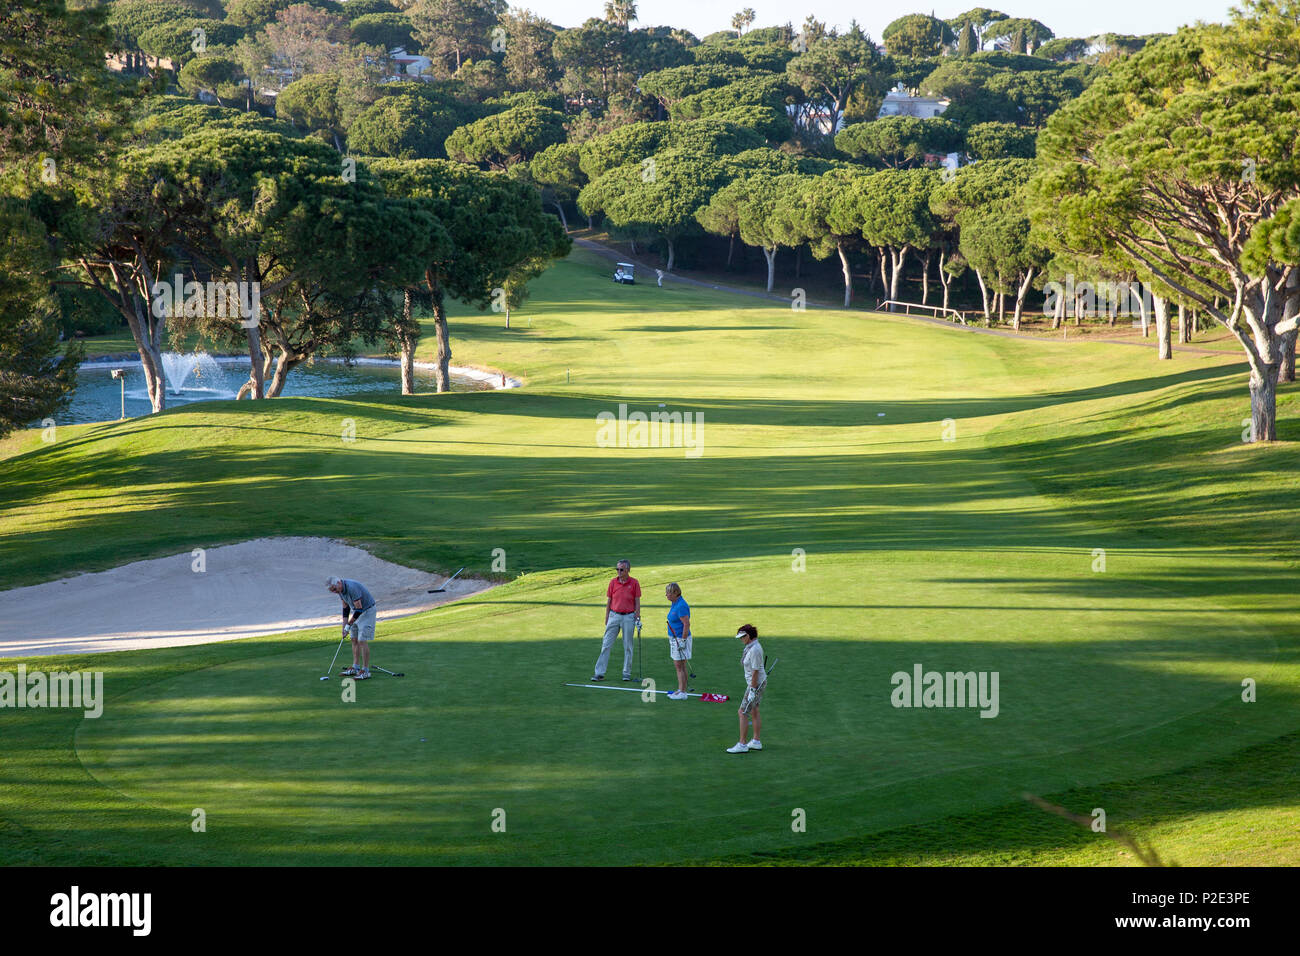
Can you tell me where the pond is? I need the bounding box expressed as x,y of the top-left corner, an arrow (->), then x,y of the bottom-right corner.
65,353 -> 512,425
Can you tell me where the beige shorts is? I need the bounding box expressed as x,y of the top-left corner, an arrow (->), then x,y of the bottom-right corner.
347,606 -> 377,642
740,682 -> 765,714
669,635 -> 692,661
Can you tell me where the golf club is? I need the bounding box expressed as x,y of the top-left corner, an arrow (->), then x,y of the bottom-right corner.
427,567 -> 465,593
371,665 -> 405,677
564,682 -> 705,698
320,630 -> 348,681
765,657 -> 779,677
671,632 -> 696,680
636,618 -> 642,681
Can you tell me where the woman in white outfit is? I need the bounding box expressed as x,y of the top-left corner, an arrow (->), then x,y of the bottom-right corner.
727,624 -> 765,753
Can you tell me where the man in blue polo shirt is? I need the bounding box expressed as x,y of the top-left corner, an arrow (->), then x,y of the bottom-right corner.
328,577 -> 376,680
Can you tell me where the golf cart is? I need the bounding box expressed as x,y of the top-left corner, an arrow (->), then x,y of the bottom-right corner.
613,262 -> 636,284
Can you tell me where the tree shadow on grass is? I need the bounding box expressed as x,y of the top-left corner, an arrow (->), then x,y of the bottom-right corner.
33,613 -> 1297,865
3,407 -> 1297,592
712,730 -> 1300,866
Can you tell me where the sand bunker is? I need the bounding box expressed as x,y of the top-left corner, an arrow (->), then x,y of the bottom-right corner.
0,537 -> 492,659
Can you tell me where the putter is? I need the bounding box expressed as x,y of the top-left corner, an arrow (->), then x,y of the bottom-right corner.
428,567 -> 465,593
636,619 -> 642,681
371,665 -> 405,677
320,630 -> 348,681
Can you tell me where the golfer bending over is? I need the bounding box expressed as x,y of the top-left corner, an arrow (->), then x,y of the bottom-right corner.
727,625 -> 764,753
593,559 -> 640,682
328,577 -> 376,680
665,582 -> 692,700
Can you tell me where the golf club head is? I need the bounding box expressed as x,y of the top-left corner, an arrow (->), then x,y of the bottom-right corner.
319,676 -> 330,681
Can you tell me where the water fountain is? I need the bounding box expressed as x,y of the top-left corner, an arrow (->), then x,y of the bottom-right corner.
66,353 -> 500,424
160,352 -> 230,397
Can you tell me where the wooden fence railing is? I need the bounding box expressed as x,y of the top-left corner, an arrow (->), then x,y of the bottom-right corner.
874,300 -> 975,324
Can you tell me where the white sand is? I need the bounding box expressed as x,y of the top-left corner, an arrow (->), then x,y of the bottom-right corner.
0,537 -> 492,659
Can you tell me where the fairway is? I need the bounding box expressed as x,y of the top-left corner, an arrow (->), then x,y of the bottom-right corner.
2,249 -> 1298,866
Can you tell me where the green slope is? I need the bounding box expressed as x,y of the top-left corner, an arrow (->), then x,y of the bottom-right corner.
1,249 -> 1296,866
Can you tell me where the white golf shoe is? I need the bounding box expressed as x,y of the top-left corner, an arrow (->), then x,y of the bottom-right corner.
726,742 -> 749,753
746,739 -> 762,750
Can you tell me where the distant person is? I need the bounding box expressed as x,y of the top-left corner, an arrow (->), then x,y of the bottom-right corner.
328,577 -> 376,680
593,559 -> 640,682
665,582 -> 692,700
726,624 -> 765,753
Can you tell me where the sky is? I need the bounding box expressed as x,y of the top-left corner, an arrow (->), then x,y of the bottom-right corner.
522,1 -> 1241,40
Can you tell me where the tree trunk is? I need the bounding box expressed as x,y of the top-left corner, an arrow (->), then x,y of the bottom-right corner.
1153,294 -> 1171,360
98,259 -> 167,413
665,237 -> 675,272
888,247 -> 908,309
400,288 -> 417,395
974,268 -> 989,318
829,99 -> 844,137
877,249 -> 888,302
938,249 -> 952,312
1051,289 -> 1064,329
763,245 -> 776,293
794,243 -> 802,279
551,201 -> 568,232
140,342 -> 166,413
920,249 -> 932,306
1249,363 -> 1279,442
245,324 -> 265,399
265,351 -> 301,397
727,234 -> 735,269
400,336 -> 416,394
431,287 -> 451,393
1012,267 -> 1034,331
837,243 -> 852,308
1280,328 -> 1297,383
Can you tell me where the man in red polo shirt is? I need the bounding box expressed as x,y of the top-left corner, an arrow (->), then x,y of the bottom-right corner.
593,558 -> 641,681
